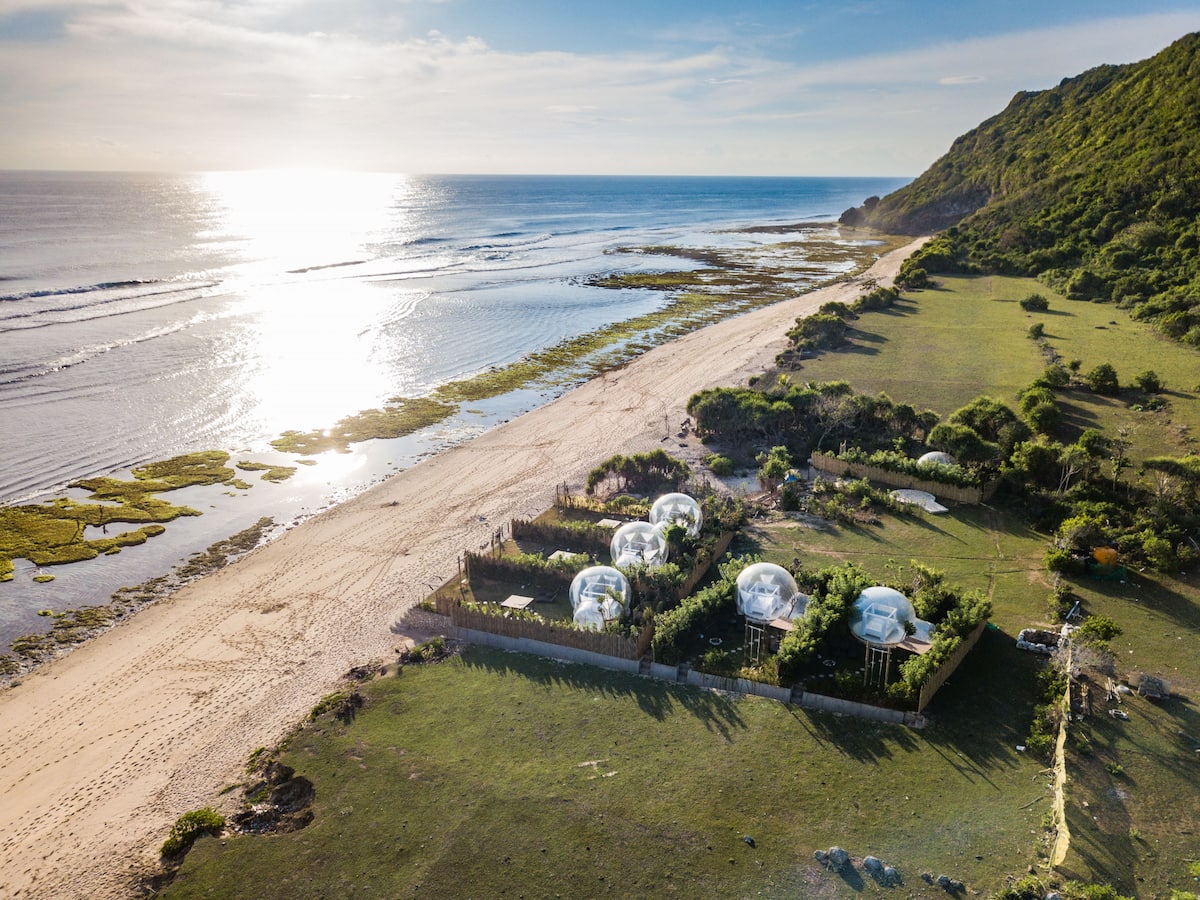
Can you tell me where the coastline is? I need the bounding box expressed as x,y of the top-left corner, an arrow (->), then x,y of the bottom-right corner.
0,236 -> 926,899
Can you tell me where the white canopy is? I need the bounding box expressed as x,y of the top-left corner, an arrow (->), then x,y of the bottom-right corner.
736,562 -> 806,625
649,492 -> 703,538
610,521 -> 669,569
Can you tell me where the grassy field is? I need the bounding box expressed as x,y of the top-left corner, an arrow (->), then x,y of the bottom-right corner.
163,645 -> 1049,900
160,274 -> 1200,898
795,275 -> 1200,463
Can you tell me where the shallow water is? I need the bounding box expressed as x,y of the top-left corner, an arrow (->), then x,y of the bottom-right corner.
0,171 -> 908,649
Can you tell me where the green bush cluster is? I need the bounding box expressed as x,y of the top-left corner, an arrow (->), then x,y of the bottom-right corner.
161,807 -> 225,858
775,563 -> 873,680
688,380 -> 938,460
650,555 -> 749,665
894,589 -> 991,699
584,449 -> 690,495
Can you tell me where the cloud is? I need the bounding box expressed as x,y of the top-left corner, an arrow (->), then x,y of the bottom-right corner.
1,6 -> 1199,173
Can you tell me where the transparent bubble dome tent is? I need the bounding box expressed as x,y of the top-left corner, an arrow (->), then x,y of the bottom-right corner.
917,450 -> 956,467
735,562 -> 807,624
649,492 -> 703,538
610,521 -> 669,568
569,566 -> 630,631
848,586 -> 932,646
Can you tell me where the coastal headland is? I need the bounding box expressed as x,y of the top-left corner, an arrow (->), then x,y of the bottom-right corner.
0,237 -> 925,899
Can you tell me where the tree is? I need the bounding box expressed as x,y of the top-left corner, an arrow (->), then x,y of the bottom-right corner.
1085,363 -> 1120,395
1132,369 -> 1164,393
927,422 -> 1000,464
756,446 -> 792,490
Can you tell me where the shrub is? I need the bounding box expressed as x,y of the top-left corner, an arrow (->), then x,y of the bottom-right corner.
1132,369 -> 1164,393
704,453 -> 734,476
1085,363 -> 1120,395
756,445 -> 792,489
1045,547 -> 1084,575
1028,322 -> 1045,339
1073,614 -> 1122,648
993,874 -> 1046,900
162,807 -> 225,858
1019,292 -> 1050,312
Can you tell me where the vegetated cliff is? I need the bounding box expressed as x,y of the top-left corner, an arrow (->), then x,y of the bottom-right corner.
842,31 -> 1200,346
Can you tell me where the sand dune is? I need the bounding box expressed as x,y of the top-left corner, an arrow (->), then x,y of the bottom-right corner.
0,237 -> 925,899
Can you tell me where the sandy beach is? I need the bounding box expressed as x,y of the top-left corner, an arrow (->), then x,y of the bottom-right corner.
0,237 -> 924,899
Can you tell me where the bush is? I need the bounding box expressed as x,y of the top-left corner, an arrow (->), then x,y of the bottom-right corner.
1132,369 -> 1164,393
704,453 -> 734,476
1028,322 -> 1045,339
1045,547 -> 1084,575
1019,292 -> 1050,312
162,807 -> 225,858
1073,614 -> 1122,648
1085,363 -> 1120,395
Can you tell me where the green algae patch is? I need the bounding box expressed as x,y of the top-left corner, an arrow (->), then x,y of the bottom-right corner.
74,451 -> 238,499
0,455 -> 222,582
32,574 -> 55,583
236,461 -> 297,483
271,397 -> 458,455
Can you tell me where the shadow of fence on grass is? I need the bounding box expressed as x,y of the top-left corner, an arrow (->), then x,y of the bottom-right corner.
458,644 -> 747,739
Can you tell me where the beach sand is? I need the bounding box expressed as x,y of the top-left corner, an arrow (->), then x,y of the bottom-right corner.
0,237 -> 925,899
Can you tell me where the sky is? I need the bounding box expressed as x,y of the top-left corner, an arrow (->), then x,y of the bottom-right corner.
1,0 -> 1199,175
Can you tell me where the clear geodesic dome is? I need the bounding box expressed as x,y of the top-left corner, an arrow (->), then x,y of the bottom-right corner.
848,586 -> 917,647
649,492 -> 703,538
918,450 -> 956,467
610,521 -> 669,568
569,566 -> 630,612
735,562 -> 806,624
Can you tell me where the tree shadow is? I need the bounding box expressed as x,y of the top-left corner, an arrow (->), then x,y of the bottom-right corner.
459,644 -> 747,739
915,631 -> 1042,783
1081,569 -> 1200,630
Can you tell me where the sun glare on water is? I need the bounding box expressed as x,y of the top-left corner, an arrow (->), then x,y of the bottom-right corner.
194,169 -> 427,438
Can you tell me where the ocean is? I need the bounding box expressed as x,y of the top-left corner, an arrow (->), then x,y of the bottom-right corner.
0,170 -> 908,647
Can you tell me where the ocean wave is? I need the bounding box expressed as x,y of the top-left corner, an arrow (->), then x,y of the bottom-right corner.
285,260 -> 368,274
0,317 -> 206,386
0,281 -> 218,331
0,279 -> 164,303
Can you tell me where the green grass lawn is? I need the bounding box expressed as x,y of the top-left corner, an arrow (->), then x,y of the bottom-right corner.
163,646 -> 1049,900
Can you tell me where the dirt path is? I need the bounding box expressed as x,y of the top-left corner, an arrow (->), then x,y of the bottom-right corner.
0,238 -> 925,899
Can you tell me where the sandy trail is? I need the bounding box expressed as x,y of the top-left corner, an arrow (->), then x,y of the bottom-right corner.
0,238 -> 924,899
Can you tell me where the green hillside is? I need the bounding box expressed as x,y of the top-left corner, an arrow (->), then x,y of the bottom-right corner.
843,32 -> 1200,346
